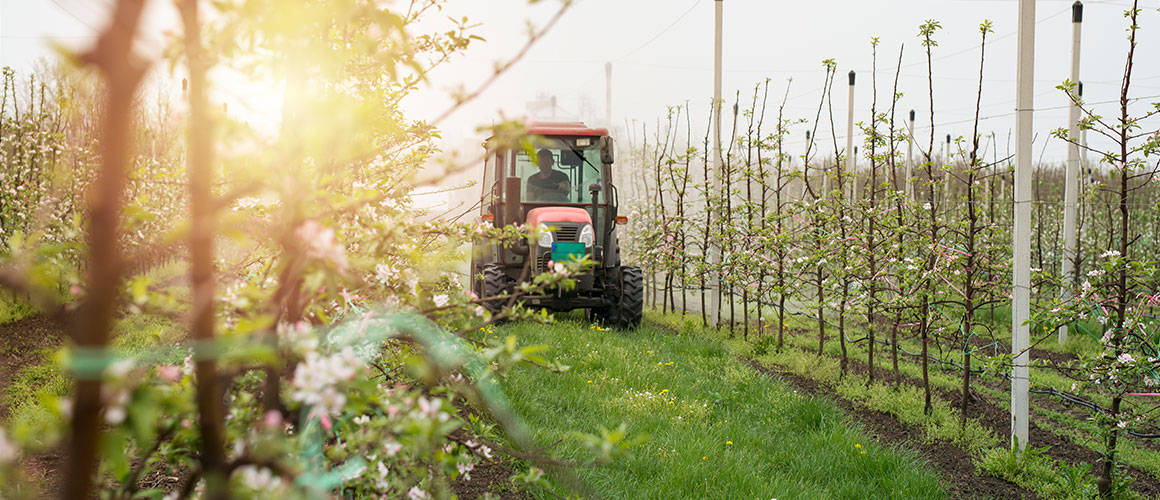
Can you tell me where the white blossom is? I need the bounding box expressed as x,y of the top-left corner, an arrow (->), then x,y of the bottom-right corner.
277,321 -> 318,356
375,262 -> 399,286
238,465 -> 284,491
296,220 -> 349,272
291,348 -> 362,417
457,460 -> 475,481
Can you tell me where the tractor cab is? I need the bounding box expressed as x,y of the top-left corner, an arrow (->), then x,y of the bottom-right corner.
472,121 -> 642,328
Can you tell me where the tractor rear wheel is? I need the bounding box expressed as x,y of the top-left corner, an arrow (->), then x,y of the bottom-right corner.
616,266 -> 643,328
482,264 -> 514,313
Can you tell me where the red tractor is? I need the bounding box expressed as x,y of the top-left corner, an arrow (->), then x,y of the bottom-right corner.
471,121 -> 643,328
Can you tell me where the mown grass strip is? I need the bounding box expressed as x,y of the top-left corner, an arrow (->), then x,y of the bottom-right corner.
654,310 -> 1149,499
736,306 -> 1155,479
498,313 -> 945,500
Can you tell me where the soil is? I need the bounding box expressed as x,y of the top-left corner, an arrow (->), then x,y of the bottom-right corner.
744,359 -> 1039,500
450,459 -> 531,500
0,313 -> 68,495
0,313 -> 67,420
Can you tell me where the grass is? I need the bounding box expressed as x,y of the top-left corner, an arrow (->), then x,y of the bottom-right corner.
0,290 -> 40,326
4,313 -> 184,448
3,260 -> 189,439
496,312 -> 946,500
977,444 -> 1100,500
720,322 -> 999,455
670,305 -> 1159,499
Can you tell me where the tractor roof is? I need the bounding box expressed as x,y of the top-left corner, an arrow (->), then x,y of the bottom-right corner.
483,121 -> 608,149
523,121 -> 609,138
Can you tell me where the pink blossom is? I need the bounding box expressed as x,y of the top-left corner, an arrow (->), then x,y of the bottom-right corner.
157,365 -> 182,383
296,220 -> 349,272
263,410 -> 283,430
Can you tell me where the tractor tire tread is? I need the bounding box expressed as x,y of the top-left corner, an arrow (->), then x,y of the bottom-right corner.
482,264 -> 514,313
617,266 -> 643,329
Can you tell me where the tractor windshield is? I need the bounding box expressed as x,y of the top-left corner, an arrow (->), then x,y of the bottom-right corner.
515,141 -> 603,204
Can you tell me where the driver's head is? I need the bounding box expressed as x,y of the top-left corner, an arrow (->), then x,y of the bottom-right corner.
536,149 -> 555,171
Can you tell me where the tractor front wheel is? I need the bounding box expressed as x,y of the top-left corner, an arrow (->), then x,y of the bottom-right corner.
482,264 -> 514,313
616,266 -> 643,328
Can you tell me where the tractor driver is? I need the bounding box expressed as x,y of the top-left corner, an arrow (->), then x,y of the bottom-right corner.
527,149 -> 571,202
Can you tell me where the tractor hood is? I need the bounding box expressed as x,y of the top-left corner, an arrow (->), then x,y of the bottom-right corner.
526,207 -> 591,227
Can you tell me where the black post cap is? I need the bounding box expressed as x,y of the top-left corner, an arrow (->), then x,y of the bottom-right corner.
1073,1 -> 1083,23
946,134 -> 951,143
909,110 -> 915,121
848,70 -> 856,86
806,130 -> 811,140
1079,81 -> 1084,96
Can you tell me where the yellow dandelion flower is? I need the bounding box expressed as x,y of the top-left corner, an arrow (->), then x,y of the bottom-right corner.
726,441 -> 733,445
702,456 -> 707,460
860,450 -> 866,455
660,389 -> 669,394
854,443 -> 861,448
587,380 -> 592,384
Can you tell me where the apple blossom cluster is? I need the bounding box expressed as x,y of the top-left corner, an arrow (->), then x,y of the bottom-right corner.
296,220 -> 350,272
290,347 -> 363,418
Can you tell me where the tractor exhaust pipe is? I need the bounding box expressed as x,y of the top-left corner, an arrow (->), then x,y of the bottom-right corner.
589,182 -> 603,261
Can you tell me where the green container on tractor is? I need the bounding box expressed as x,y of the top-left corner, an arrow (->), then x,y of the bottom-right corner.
470,121 -> 643,328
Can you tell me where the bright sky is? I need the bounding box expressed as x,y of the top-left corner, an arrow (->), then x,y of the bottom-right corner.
3,0 -> 1159,164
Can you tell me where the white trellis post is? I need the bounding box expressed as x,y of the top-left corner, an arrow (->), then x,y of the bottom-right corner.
1012,0 -> 1036,451
944,134 -> 952,200
1080,83 -> 1088,171
907,109 -> 915,201
846,71 -> 856,200
1060,1 -> 1083,344
709,0 -> 723,327
804,130 -> 812,199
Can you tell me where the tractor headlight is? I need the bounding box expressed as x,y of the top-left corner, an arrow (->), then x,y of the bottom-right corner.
537,223 -> 554,248
579,223 -> 595,248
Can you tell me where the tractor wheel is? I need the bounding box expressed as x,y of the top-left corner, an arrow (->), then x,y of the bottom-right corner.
482,264 -> 514,313
615,266 -> 643,329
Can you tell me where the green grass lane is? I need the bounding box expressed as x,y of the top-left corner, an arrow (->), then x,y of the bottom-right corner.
497,313 -> 946,500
